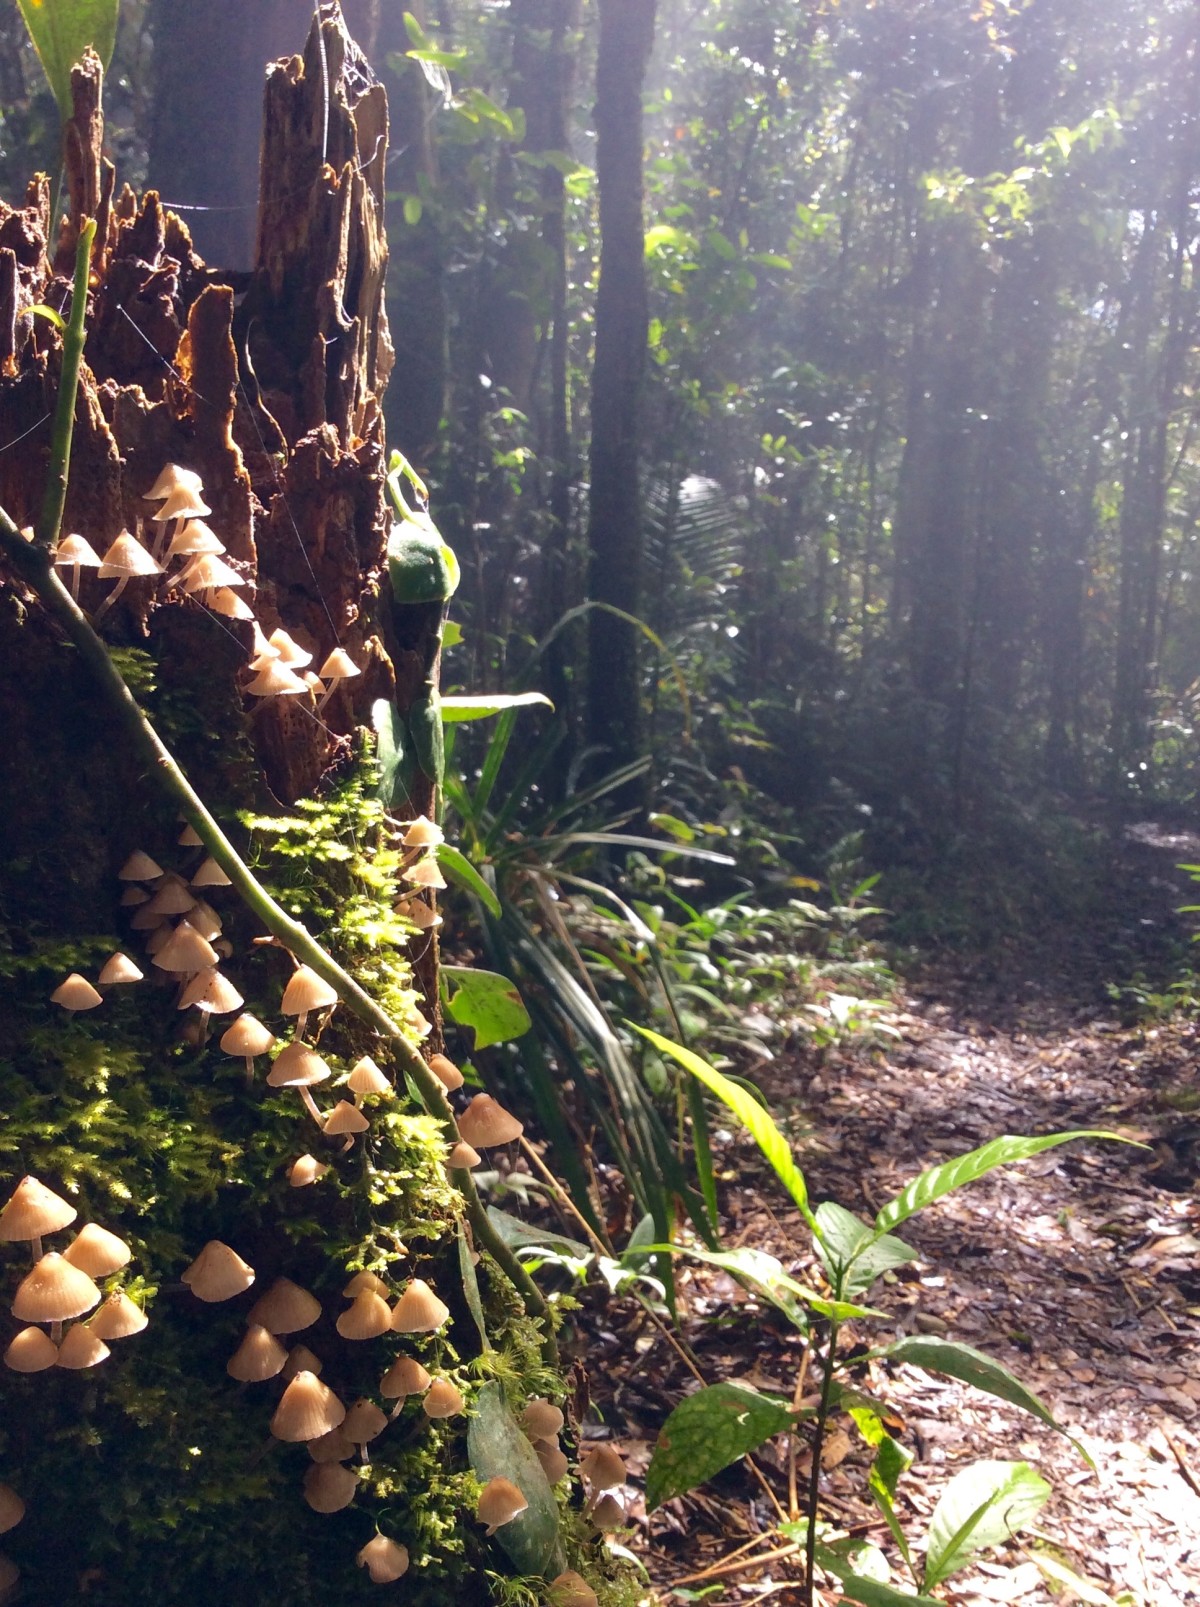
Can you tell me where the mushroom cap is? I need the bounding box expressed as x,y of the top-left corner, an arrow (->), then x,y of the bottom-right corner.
220,1013 -> 277,1059
428,1053 -> 465,1091
178,967 -> 244,1015
323,1100 -> 369,1136
446,1141 -> 481,1170
283,1344 -> 323,1380
180,552 -> 244,594
151,485 -> 210,521
520,1399 -> 565,1441
280,965 -> 339,1017
12,1253 -> 101,1323
534,1438 -> 569,1485
143,922 -> 173,955
246,1277 -> 321,1334
342,1399 -> 388,1443
0,1555 -> 18,1594
456,1093 -> 524,1148
302,1460 -> 358,1513
98,531 -> 163,578
547,1571 -> 599,1607
0,1485 -> 24,1536
97,952 -> 143,985
391,1279 -> 450,1334
54,533 -> 102,568
3,1327 -> 58,1372
0,1176 -> 77,1242
476,1476 -> 528,1534
579,1444 -> 627,1492
398,897 -> 441,931
269,1370 -> 345,1441
178,823 -> 203,848
165,518 -> 224,559
267,628 -> 312,668
152,920 -> 219,975
422,1378 -> 466,1419
226,1323 -> 288,1383
287,1154 -> 329,1188
61,1223 -> 131,1278
181,1240 -> 255,1302
118,850 -> 163,881
317,648 -> 360,682
87,1289 -> 148,1339
347,1056 -> 391,1097
192,856 -> 232,887
401,814 -> 443,848
145,463 -> 204,501
55,1324 -> 110,1370
343,1270 -> 390,1299
144,874 -> 197,916
336,1291 -> 392,1341
50,973 -> 103,1011
266,1042 -> 331,1089
306,1427 -> 355,1464
245,660 -> 309,697
119,885 -> 151,907
587,1492 -> 626,1530
357,1535 -> 410,1584
402,854 -> 446,889
379,1354 -> 431,1400
187,899 -> 223,940
208,586 -> 255,620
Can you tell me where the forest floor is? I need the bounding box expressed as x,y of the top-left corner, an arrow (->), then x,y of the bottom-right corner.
578,820 -> 1200,1606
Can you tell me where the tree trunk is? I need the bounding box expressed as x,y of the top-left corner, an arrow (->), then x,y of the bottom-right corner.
584,0 -> 656,777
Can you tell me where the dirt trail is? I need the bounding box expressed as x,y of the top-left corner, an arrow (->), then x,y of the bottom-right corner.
604,823 -> 1200,1604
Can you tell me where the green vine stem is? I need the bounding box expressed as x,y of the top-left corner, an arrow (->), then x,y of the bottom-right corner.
803,1317 -> 840,1605
0,225 -> 554,1357
36,216 -> 94,551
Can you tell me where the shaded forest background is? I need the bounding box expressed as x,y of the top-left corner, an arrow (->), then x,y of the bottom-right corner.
2,0 -> 1198,916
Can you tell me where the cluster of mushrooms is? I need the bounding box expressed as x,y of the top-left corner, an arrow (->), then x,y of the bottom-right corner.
49,462 -> 363,712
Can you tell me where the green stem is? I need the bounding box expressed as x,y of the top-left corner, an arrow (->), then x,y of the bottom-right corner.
0,512 -> 555,1361
804,1317 -> 840,1606
36,218 -> 94,552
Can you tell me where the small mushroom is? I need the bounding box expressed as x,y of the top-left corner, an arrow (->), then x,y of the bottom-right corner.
178,551 -> 245,598
119,885 -> 151,907
181,1240 -> 255,1302
118,850 -> 163,881
87,1290 -> 148,1340
97,952 -> 143,985
282,1344 -> 323,1380
342,1398 -> 388,1458
401,815 -> 443,849
303,1461 -> 358,1513
307,1427 -> 355,1464
379,1354 -> 430,1402
266,1042 -> 332,1125
476,1476 -> 528,1536
145,463 -> 204,502
579,1444 -> 627,1493
547,1571 -> 599,1607
587,1492 -> 626,1530
287,1154 -> 329,1188
0,1486 -> 24,1536
226,1323 -> 288,1383
61,1223 -> 131,1279
267,628 -> 313,669
164,518 -> 224,561
456,1093 -> 523,1149
270,1370 -> 345,1441
53,533 -> 102,600
4,1327 -> 58,1373
336,1291 -> 392,1341
209,586 -> 254,620
178,967 -> 244,1016
219,1013 -> 277,1084
422,1378 -> 465,1419
13,1253 -> 101,1341
152,920 -> 219,975
397,895 -> 441,931
391,1279 -> 449,1334
347,1055 -> 391,1103
316,648 -> 360,711
246,1277 -> 321,1335
245,660 -> 309,697
534,1438 -> 569,1484
356,1535 -> 410,1584
0,1176 -> 77,1261
94,531 -> 163,620
50,973 -> 103,1013
403,854 -> 446,890
428,1053 -> 465,1091
280,965 -> 339,1042
55,1324 -> 110,1370
343,1271 -> 390,1299
192,856 -> 232,888
520,1399 -> 565,1441
446,1140 -> 481,1171
143,875 -> 197,917
323,1100 -> 369,1151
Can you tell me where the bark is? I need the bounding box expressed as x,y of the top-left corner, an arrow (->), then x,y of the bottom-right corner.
584,0 -> 656,776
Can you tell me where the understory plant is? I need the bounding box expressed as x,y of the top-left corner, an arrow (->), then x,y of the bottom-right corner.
618,1031 -> 1126,1606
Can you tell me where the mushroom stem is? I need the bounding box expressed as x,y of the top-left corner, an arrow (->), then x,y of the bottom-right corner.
298,1086 -> 324,1126
68,562 -> 81,601
50,1320 -> 63,1344
93,574 -> 130,623
30,1234 -> 43,1262
295,1009 -> 309,1043
316,685 -> 335,714
243,1055 -> 255,1087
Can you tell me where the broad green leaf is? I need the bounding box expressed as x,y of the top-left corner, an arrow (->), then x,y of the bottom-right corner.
439,692 -> 553,723
812,1546 -> 939,1607
635,1028 -> 815,1227
924,1461 -> 1050,1589
645,1384 -> 794,1510
371,698 -> 412,811
467,1382 -> 562,1576
815,1201 -> 917,1296
875,1337 -> 1060,1433
873,1132 -> 1132,1237
436,843 -> 501,917
485,1206 -> 589,1258
625,1241 -> 810,1329
442,965 -> 531,1049
16,0 -> 118,114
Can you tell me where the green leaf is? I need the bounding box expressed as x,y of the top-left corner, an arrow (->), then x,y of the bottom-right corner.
485,1206 -> 589,1258
458,1220 -> 491,1350
645,1384 -> 794,1510
402,194 -> 423,226
815,1201 -> 918,1296
436,843 -> 501,918
875,1337 -> 1060,1432
442,965 -> 531,1049
634,1028 -> 815,1226
371,698 -> 412,811
923,1461 -> 1050,1589
27,303 -> 66,330
626,1242 -> 810,1329
873,1132 -> 1132,1237
15,0 -> 119,114
439,692 -> 553,723
811,1547 -> 939,1607
441,618 -> 463,649
467,1382 -> 562,1576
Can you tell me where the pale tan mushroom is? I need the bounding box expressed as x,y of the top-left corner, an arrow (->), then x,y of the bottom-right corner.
446,1140 -> 481,1170
343,1271 -> 390,1299
336,1291 -> 392,1341
587,1493 -> 626,1529
245,660 -> 309,697
266,1042 -> 332,1124
118,850 -> 163,881
379,1354 -> 431,1401
145,463 -> 204,502
12,1253 -> 101,1331
347,1055 -> 390,1102
306,1427 -> 355,1464
428,1052 -> 465,1091
87,1290 -> 148,1339
61,1223 -> 131,1278
356,1535 -> 410,1583
55,1324 -> 110,1369
287,1154 -> 329,1187
579,1444 -> 627,1493
246,1277 -> 320,1335
342,1398 -> 388,1456
401,815 -> 443,848
456,1093 -> 524,1148
547,1571 -> 599,1607
391,1279 -> 449,1334
94,531 -> 163,620
164,518 -> 224,561
0,1485 -> 24,1536
316,648 -> 360,711
280,965 -> 339,1042
3,1327 -> 57,1372
534,1438 -> 569,1484
267,628 -> 313,669
50,973 -> 103,1012
521,1399 -> 565,1441
476,1476 -> 528,1535
226,1324 -> 288,1383
181,1240 -> 255,1302
270,1370 -> 345,1441
192,856 -> 232,888
220,1013 -> 277,1083
0,1176 -> 77,1260
422,1378 -> 465,1419
403,854 -> 446,890
152,920 -> 219,975
323,1100 -> 369,1152
208,586 -> 254,620
53,533 -> 102,600
303,1461 -> 358,1513
282,1344 -> 323,1380
97,952 -> 143,985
